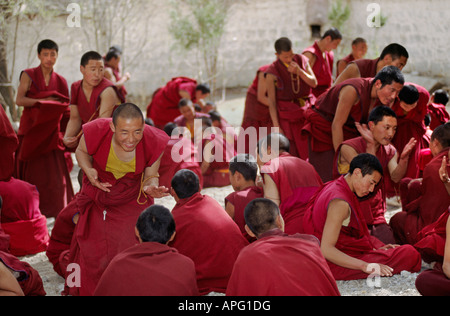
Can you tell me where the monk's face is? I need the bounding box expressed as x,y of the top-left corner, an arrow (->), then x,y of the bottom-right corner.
353,169 -> 382,198
399,100 -> 418,113
384,55 -> 408,71
326,39 -> 341,52
369,116 -> 397,146
276,50 -> 294,66
81,59 -> 105,87
352,42 -> 368,60
111,117 -> 144,152
374,81 -> 404,106
179,105 -> 195,121
195,90 -> 210,102
38,49 -> 58,70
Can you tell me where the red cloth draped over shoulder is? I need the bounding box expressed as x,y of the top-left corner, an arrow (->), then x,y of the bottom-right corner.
302,41 -> 334,98
94,242 -> 199,296
226,229 -> 340,296
65,119 -> 169,296
428,102 -> 450,130
262,152 -> 322,234
0,105 -> 18,181
169,192 -> 249,295
351,58 -> 379,78
147,77 -> 197,128
333,137 -> 396,225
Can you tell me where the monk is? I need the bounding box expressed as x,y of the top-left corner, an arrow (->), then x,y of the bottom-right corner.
239,64 -> 273,155
302,153 -> 422,280
333,106 -> 416,244
336,37 -> 368,78
169,169 -> 249,295
428,89 -> 450,131
174,98 -> 210,140
225,154 -> 264,241
94,205 -> 199,296
103,46 -> 131,101
335,43 -> 409,85
257,133 -> 322,235
302,27 -> 342,98
390,123 -> 450,245
63,51 -> 125,150
266,37 -> 318,159
146,77 -> 210,129
15,39 -> 74,218
226,198 -> 340,296
209,110 -> 237,150
303,65 -> 405,182
64,103 -> 169,296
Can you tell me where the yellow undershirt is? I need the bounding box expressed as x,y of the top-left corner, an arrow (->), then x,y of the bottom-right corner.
105,142 -> 136,179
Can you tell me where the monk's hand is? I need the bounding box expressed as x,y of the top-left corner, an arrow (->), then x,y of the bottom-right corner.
365,263 -> 394,277
85,168 -> 112,193
439,155 -> 450,184
400,137 -> 417,161
144,185 -> 170,199
355,122 -> 375,145
378,244 -> 400,250
287,61 -> 301,75
63,136 -> 79,149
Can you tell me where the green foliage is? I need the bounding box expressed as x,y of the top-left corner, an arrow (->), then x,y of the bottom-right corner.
328,0 -> 350,30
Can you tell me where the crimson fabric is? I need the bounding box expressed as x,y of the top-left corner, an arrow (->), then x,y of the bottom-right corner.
266,55 -> 314,159
226,229 -> 340,296
0,178 -> 49,256
70,78 -> 124,124
0,250 -> 46,296
147,77 -> 197,128
428,102 -> 450,130
303,41 -> 334,98
415,263 -> 450,296
159,137 -> 203,190
351,58 -> 380,78
169,192 -> 249,295
262,152 -> 323,235
0,222 -> 10,253
225,186 -> 264,241
240,65 -> 273,154
64,118 -> 169,296
302,176 -> 422,280
94,242 -> 199,296
0,105 -> 18,181
105,63 -> 127,100
336,53 -> 355,78
390,149 -> 450,245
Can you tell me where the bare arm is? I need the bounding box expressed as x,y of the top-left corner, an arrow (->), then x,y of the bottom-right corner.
63,105 -> 83,148
303,51 -> 317,69
266,74 -> 283,134
336,60 -> 348,79
256,72 -> 270,106
0,261 -> 24,296
444,216 -> 450,278
387,138 -> 417,183
331,86 -> 359,151
98,87 -> 121,118
290,60 -> 317,88
143,153 -> 169,198
263,173 -> 280,206
439,152 -> 450,196
225,201 -> 235,219
334,63 -> 361,86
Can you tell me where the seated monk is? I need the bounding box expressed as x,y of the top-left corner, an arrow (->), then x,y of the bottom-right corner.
225,154 -> 264,241
146,77 -> 210,129
257,133 -> 322,235
336,37 -> 368,78
209,110 -> 237,151
94,205 -> 199,296
428,89 -> 450,131
302,153 -> 422,280
226,198 -> 340,296
169,169 -> 249,295
390,123 -> 450,245
333,106 -> 416,244
64,103 -> 169,296
174,98 -> 210,141
15,39 -> 74,218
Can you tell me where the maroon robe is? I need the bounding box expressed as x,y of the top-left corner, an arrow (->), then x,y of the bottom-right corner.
94,242 -> 199,296
302,176 -> 422,280
0,105 -> 18,182
16,66 -> 74,218
226,229 -> 340,296
105,63 -> 127,100
64,118 -> 169,296
303,41 -> 334,98
146,77 -> 198,129
262,152 -> 323,235
390,149 -> 450,245
225,186 -> 264,241
169,192 -> 249,295
266,54 -> 314,159
428,102 -> 450,130
336,53 -> 355,78
351,58 -> 380,78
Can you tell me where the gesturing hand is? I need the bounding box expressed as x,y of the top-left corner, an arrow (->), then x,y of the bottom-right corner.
143,185 -> 170,199
85,167 -> 112,192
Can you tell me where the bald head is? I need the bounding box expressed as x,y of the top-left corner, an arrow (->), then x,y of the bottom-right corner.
112,103 -> 144,126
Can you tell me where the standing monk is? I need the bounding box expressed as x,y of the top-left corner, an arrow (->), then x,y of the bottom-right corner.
266,37 -> 318,159
336,37 -> 368,78
15,39 -> 74,218
303,66 -> 404,182
63,51 -> 125,150
335,43 -> 408,85
103,46 -> 131,101
64,103 -> 169,296
146,77 -> 210,129
302,27 -> 342,98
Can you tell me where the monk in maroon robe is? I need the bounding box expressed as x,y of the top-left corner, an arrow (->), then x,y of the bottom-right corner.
266,37 -> 318,159
146,77 -> 210,129
428,89 -> 450,131
225,154 -> 264,241
336,38 -> 367,78
64,104 -> 169,296
303,66 -> 404,182
15,39 -> 74,217
169,169 -> 249,295
103,46 -> 130,100
94,205 -> 199,296
333,106 -> 416,244
258,133 -> 323,235
302,154 -> 421,280
390,124 -> 450,245
227,198 -> 340,296
335,43 -> 409,85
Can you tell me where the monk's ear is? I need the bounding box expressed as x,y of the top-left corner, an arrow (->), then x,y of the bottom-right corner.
276,214 -> 285,232
244,225 -> 257,239
135,227 -> 142,243
168,231 -> 176,244
109,121 -> 116,133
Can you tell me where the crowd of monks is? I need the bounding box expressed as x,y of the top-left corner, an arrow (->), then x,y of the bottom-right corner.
1,28 -> 450,296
